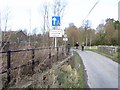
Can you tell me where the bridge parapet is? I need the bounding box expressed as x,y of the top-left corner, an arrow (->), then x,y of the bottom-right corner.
97,45 -> 118,54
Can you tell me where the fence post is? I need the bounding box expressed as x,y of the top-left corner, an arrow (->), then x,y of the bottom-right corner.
32,49 -> 35,72
57,47 -> 59,61
49,47 -> 51,59
62,45 -> 64,55
7,50 -> 11,84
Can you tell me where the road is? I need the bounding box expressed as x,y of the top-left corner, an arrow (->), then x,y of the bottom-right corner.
76,50 -> 119,88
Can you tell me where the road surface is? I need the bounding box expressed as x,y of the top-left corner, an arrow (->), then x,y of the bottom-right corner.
76,50 -> 119,88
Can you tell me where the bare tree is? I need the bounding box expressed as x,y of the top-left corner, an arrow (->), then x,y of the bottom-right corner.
52,0 -> 67,17
39,0 -> 67,47
40,0 -> 67,32
32,28 -> 37,47
1,7 -> 12,50
82,20 -> 91,47
52,0 -> 67,47
0,12 -> 1,31
28,9 -> 31,47
0,12 -> 2,49
1,7 -> 11,41
39,2 -> 50,34
4,11 -> 9,32
39,2 -> 50,47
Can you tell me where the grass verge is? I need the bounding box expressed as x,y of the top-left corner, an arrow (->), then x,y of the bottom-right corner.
86,48 -> 119,64
57,51 -> 84,88
73,51 -> 84,88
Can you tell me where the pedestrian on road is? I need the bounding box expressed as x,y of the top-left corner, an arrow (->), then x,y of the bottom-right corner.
66,43 -> 71,54
81,44 -> 84,51
75,42 -> 79,49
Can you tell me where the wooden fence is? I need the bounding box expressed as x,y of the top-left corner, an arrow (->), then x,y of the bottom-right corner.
0,46 -> 69,89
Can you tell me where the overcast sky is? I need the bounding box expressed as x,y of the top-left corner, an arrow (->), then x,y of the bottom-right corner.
0,0 -> 119,34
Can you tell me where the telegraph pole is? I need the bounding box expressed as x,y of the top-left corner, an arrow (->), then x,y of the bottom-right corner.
82,0 -> 100,47
85,27 -> 87,47
118,1 -> 120,22
84,20 -> 89,47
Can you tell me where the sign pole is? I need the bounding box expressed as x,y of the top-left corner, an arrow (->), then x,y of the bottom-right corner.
55,37 -> 57,47
54,26 -> 57,48
54,26 -> 57,47
51,16 -> 61,48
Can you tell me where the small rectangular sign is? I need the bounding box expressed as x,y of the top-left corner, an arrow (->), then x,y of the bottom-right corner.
49,29 -> 62,37
63,38 -> 68,41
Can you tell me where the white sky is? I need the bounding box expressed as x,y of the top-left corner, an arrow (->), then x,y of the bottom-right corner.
0,0 -> 119,34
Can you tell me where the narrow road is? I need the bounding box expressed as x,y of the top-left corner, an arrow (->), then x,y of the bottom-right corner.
76,50 -> 119,88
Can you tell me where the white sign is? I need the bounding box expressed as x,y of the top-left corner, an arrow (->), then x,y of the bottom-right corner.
63,38 -> 68,41
49,29 -> 62,37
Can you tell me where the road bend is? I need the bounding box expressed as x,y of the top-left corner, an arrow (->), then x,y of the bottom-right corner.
76,50 -> 119,88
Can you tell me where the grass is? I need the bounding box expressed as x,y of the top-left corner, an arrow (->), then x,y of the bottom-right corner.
86,48 -> 120,64
73,51 -> 84,88
57,51 -> 84,88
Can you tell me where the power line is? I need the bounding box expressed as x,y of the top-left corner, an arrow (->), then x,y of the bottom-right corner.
82,0 -> 100,23
81,0 -> 100,47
